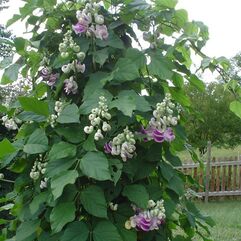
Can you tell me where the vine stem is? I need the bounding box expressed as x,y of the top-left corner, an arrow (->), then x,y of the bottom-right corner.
0,179 -> 14,183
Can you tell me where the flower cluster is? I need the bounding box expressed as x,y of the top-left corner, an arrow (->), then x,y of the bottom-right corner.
104,127 -> 136,162
1,115 -> 21,130
141,94 -> 181,143
41,68 -> 59,87
47,100 -> 64,127
58,30 -> 85,59
73,1 -> 109,40
84,96 -> 111,140
30,155 -> 48,189
125,200 -> 166,232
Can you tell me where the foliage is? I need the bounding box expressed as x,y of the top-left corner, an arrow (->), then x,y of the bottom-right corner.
185,82 -> 241,154
0,0 -> 223,240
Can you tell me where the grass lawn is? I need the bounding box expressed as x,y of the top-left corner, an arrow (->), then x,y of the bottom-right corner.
178,145 -> 241,163
195,201 -> 241,241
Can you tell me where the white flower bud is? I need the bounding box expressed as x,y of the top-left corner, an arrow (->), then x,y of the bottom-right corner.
84,126 -> 94,134
89,114 -> 96,120
62,64 -> 71,74
77,52 -> 86,61
104,112 -> 111,120
61,52 -> 69,58
125,221 -> 132,230
102,122 -> 111,132
0,173 -> 4,179
73,45 -> 80,53
95,15 -> 104,25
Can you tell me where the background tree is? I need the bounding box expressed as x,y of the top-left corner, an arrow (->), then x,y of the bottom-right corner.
185,82 -> 241,154
0,0 -> 9,11
0,0 -> 14,61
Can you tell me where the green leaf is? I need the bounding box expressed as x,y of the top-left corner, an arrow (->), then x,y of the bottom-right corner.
84,72 -> 114,98
128,0 -> 150,11
188,74 -> 205,92
122,184 -> 149,209
174,9 -> 188,28
46,158 -> 76,178
93,221 -> 122,241
109,159 -> 123,185
61,221 -> 89,241
6,14 -> 21,27
55,125 -> 85,144
110,93 -> 135,117
167,175 -> 184,195
57,104 -> 80,124
169,87 -> 190,106
79,89 -> 113,115
1,62 -> 22,84
117,226 -> 137,241
51,170 -> 78,200
125,48 -> 146,68
230,101 -> 241,119
19,97 -> 49,117
48,142 -> 77,162
80,185 -> 107,218
0,139 -> 15,159
50,202 -> 75,233
149,53 -> 174,80
114,58 -> 140,81
0,105 -> 7,113
17,112 -> 47,122
93,48 -> 109,66
23,128 -> 48,154
16,220 -> 40,241
14,37 -> 28,55
29,192 -> 49,215
80,152 -> 111,181
83,134 -> 97,151
96,31 -> 124,49
110,90 -> 151,117
156,0 -> 178,8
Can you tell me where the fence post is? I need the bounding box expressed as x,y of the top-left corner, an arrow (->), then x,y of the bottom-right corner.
205,141 -> 211,203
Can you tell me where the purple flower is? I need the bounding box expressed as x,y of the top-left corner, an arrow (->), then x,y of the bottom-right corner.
141,126 -> 175,143
104,142 -> 112,153
130,213 -> 163,232
141,126 -> 154,142
95,25 -> 109,40
64,77 -> 78,95
72,22 -> 88,35
163,128 -> 175,142
152,129 -> 165,143
47,73 -> 58,87
41,68 -> 50,79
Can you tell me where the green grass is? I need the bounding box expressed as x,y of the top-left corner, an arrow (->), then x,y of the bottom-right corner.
195,201 -> 241,241
178,145 -> 241,163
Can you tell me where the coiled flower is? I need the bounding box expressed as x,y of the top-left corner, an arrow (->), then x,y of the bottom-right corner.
125,200 -> 166,232
104,127 -> 136,162
141,93 -> 181,143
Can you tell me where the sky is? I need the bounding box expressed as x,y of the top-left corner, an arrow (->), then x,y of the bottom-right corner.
1,0 -> 241,81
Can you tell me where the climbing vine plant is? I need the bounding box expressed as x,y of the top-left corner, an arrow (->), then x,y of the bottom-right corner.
0,0 -> 217,240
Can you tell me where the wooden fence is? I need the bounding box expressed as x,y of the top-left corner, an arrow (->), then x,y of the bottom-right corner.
178,156 -> 241,200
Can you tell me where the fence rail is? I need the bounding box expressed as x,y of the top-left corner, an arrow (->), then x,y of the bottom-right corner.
177,156 -> 241,200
